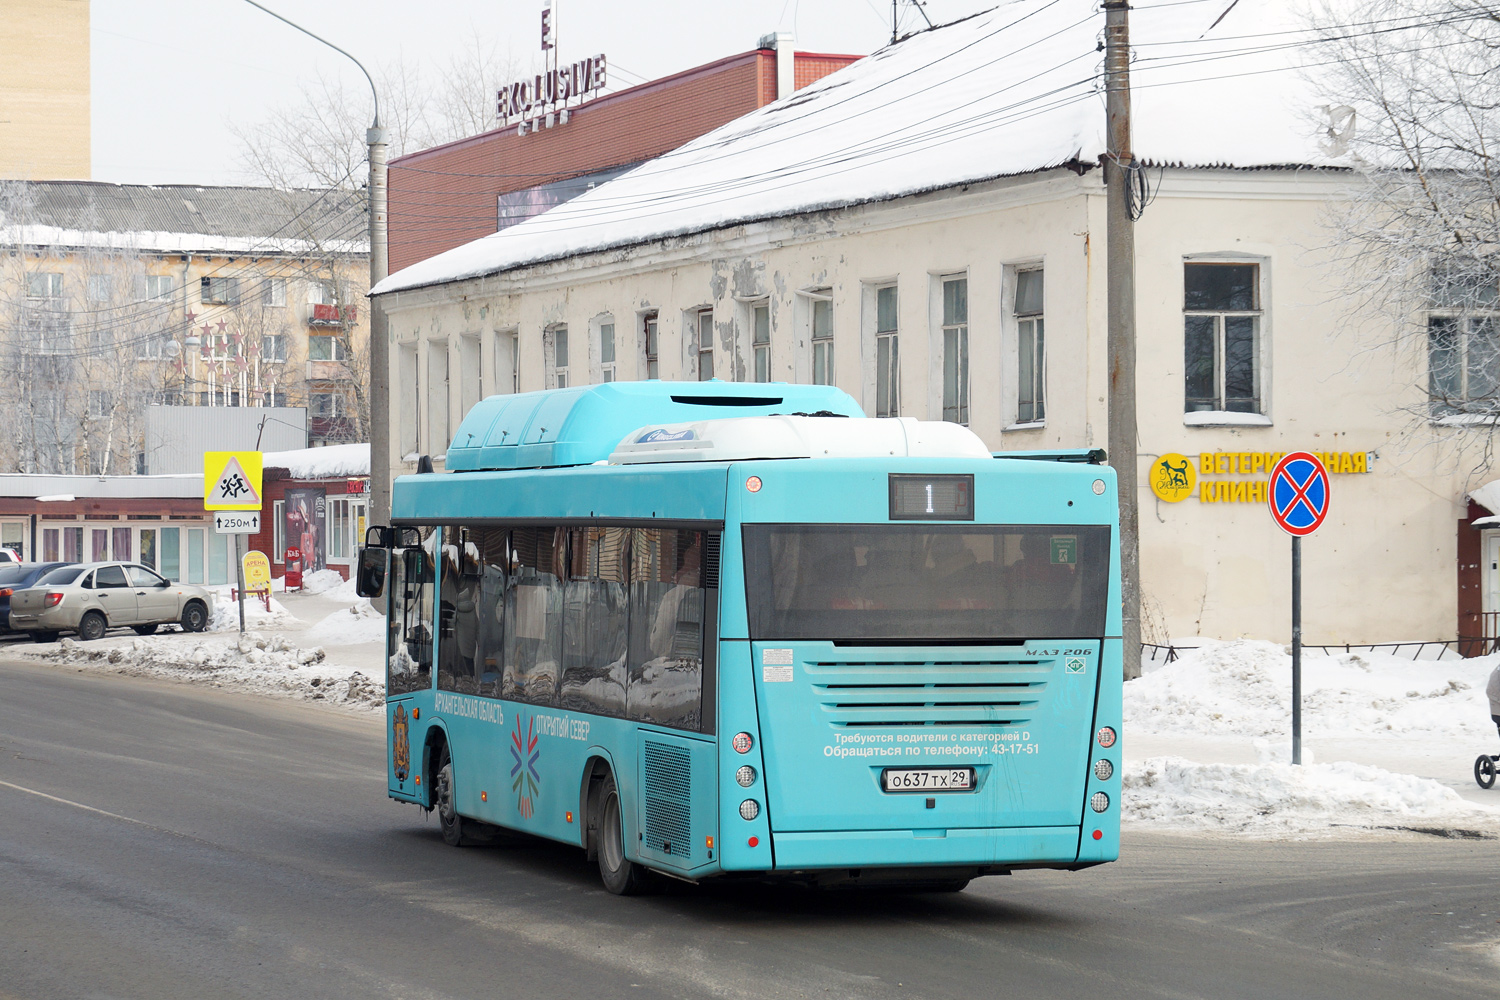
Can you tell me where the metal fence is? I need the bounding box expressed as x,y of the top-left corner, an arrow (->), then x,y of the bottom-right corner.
1143,639 -> 1491,663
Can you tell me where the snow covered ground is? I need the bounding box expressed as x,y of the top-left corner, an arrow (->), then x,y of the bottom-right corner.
3,583 -> 386,712
1124,640 -> 1500,839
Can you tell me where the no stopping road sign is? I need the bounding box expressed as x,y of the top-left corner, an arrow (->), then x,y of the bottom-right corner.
1268,451 -> 1330,536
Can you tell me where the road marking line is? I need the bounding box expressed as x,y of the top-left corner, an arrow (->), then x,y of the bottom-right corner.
0,778 -> 153,829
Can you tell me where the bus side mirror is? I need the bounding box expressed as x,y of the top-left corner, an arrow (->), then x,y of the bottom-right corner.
365,525 -> 393,548
396,526 -> 422,548
356,548 -> 388,599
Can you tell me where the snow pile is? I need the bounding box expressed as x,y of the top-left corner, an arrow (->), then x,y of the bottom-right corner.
1125,756 -> 1500,838
305,600 -> 386,646
34,634 -> 381,710
1125,640 -> 1497,740
297,569 -> 356,598
206,588 -> 300,631
262,443 -> 369,480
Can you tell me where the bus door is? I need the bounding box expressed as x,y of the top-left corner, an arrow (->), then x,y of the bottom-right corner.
387,538 -> 435,802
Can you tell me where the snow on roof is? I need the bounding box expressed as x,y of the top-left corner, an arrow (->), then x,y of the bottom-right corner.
374,0 -> 1331,296
1467,479 -> 1500,516
263,444 -> 370,480
0,474 -> 203,499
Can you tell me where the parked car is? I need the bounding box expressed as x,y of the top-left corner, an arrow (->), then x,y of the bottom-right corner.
0,548 -> 20,564
0,562 -> 72,634
8,562 -> 215,642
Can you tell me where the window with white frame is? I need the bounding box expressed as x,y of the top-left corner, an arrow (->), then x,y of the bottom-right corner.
1428,260 -> 1500,414
1015,268 -> 1045,423
428,340 -> 450,448
328,498 -> 351,560
643,312 -> 660,379
1184,262 -> 1261,413
308,334 -> 347,361
89,390 -> 113,418
139,274 -> 175,301
27,272 -> 63,299
806,289 -> 834,385
201,276 -> 240,305
874,284 -> 899,416
496,329 -> 519,393
399,342 -> 419,455
941,275 -> 969,424
550,325 -> 570,388
87,274 -> 113,302
273,500 -> 286,556
752,302 -> 771,383
310,388 -> 342,418
261,334 -> 287,362
599,320 -> 616,382
136,331 -> 172,360
263,277 -> 286,307
89,325 -> 114,351
459,333 -> 482,414
695,308 -> 714,380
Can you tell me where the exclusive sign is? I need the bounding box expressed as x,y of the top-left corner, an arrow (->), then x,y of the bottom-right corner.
496,55 -> 607,125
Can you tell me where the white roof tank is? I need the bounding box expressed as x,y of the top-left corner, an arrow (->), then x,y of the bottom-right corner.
608,415 -> 992,464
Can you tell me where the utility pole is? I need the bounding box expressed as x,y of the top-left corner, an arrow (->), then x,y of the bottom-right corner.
242,1 -> 390,528
1103,0 -> 1141,680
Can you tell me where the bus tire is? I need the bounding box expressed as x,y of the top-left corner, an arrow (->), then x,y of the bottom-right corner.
435,745 -> 473,847
78,611 -> 107,641
596,772 -> 649,896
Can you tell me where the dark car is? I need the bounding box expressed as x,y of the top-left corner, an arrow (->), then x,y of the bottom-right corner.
0,562 -> 72,634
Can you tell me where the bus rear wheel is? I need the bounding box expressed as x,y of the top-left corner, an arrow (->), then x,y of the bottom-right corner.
597,772 -> 649,895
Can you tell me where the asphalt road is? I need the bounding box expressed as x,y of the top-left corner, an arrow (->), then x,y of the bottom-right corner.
1,658 -> 1496,1000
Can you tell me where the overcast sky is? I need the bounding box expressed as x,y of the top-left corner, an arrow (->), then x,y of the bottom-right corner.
91,0 -> 993,187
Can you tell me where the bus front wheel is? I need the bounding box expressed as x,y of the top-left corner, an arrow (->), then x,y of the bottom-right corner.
435,747 -> 473,847
597,772 -> 649,895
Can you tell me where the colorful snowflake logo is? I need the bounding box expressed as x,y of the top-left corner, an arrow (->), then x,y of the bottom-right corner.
510,713 -> 540,818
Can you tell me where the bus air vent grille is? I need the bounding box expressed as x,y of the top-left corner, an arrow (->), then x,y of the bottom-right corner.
810,659 -> 1048,727
643,741 -> 692,857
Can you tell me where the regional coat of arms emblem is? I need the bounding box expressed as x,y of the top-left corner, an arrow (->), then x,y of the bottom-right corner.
393,704 -> 410,782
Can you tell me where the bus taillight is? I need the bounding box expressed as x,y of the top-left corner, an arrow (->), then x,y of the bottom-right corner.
732,732 -> 753,754
1096,727 -> 1117,748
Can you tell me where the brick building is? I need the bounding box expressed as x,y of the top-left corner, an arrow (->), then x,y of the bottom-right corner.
389,36 -> 861,273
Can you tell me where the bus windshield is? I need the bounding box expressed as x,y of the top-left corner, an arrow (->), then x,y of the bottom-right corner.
743,523 -> 1110,641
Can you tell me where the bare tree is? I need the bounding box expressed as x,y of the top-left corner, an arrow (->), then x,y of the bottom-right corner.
1308,0 -> 1500,460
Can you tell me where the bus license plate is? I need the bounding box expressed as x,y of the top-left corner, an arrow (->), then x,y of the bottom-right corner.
882,768 -> 974,793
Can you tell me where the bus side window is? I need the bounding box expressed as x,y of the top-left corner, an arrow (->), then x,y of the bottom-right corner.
559,526 -> 629,717
437,527 -> 487,697
503,526 -> 563,707
627,528 -> 704,730
388,527 -> 435,695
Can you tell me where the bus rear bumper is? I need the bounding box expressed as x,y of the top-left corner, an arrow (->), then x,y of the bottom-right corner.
769,825 -> 1113,869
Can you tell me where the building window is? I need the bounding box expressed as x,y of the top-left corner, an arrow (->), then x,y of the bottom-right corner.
496,329 -> 519,394
139,274 -> 175,301
309,279 -> 339,305
1184,262 -> 1261,413
89,390 -> 113,418
399,342 -> 419,456
201,276 -> 240,305
27,273 -> 63,299
941,275 -> 969,424
89,326 -> 115,351
808,290 -> 834,385
643,312 -> 659,379
308,334 -> 347,361
874,285 -> 898,417
427,340 -> 450,449
550,325 -> 570,388
1015,268 -> 1045,423
459,333 -> 482,413
751,302 -> 771,383
137,333 -> 171,360
310,389 -> 342,418
261,334 -> 287,362
263,277 -> 286,307
328,498 -> 351,560
599,321 -> 616,382
1429,262 -> 1500,414
263,388 -> 287,407
273,500 -> 285,557
695,308 -> 714,381
87,274 -> 112,302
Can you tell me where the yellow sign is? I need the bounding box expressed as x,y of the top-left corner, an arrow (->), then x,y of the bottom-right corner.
1194,449 -> 1369,504
1149,453 -> 1196,502
242,550 -> 272,591
204,451 -> 263,511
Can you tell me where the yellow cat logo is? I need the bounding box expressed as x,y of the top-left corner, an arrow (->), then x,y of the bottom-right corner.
1150,453 -> 1195,503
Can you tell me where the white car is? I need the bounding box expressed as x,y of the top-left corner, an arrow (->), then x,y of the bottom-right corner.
0,549 -> 19,564
8,562 -> 215,641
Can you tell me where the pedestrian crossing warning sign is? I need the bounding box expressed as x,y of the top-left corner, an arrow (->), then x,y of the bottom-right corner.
204,451 -> 263,511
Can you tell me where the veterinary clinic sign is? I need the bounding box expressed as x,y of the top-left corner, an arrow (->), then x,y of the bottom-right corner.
1150,450 -> 1370,505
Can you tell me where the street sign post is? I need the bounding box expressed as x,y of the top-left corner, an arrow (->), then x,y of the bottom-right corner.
205,451 -> 263,633
214,511 -> 261,534
1267,451 -> 1332,766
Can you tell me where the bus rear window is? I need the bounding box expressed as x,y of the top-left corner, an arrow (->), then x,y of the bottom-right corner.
743,524 -> 1110,641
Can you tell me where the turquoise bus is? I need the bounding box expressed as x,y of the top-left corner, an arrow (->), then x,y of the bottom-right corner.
358,381 -> 1120,894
